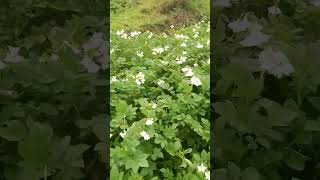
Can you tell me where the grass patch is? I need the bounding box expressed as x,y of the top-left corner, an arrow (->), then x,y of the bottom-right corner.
111,0 -> 209,31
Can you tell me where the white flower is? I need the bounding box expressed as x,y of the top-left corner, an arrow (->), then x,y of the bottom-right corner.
181,67 -> 194,77
121,33 -> 128,39
181,42 -> 187,47
175,34 -> 189,39
120,130 -> 127,138
135,72 -> 145,85
240,22 -> 270,47
145,118 -> 154,126
82,32 -> 103,51
80,57 -> 100,73
197,164 -> 207,173
136,51 -> 144,57
258,48 -> 294,78
116,30 -> 124,36
157,80 -> 165,86
160,60 -> 168,65
0,61 -> 6,70
130,31 -> 141,37
111,76 -> 118,82
228,18 -> 250,33
3,46 -> 24,63
205,171 -> 210,180
194,63 -> 198,67
176,56 -> 187,64
110,134 -> 113,138
170,25 -> 174,29
151,102 -> 157,109
268,6 -> 282,15
49,54 -> 59,61
196,43 -> 203,49
207,58 -> 210,64
152,47 -> 165,55
148,33 -> 153,39
190,76 -> 202,86
140,131 -> 150,140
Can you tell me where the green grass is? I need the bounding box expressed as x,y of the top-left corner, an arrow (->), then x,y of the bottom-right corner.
111,0 -> 210,31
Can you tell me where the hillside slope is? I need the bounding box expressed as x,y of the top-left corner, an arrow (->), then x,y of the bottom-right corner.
111,0 -> 209,31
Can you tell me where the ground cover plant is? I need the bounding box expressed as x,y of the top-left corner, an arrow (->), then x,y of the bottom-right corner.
110,17 -> 210,180
0,0 -> 108,179
213,0 -> 320,179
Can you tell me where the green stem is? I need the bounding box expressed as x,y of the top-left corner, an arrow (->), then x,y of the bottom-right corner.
44,164 -> 47,180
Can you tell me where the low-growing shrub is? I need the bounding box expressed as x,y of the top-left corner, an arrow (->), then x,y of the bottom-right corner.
110,21 -> 210,179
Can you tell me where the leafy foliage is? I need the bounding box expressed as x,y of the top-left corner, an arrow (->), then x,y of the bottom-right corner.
213,0 -> 320,179
110,22 -> 210,179
0,0 -> 108,179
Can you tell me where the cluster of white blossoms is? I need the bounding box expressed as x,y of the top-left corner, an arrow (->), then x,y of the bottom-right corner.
146,31 -> 154,39
3,46 -> 24,64
134,72 -> 145,85
181,67 -> 202,86
182,66 -> 194,77
80,56 -> 100,73
190,76 -> 202,86
111,76 -> 118,83
157,79 -> 165,86
258,47 -> 294,78
196,42 -> 204,49
120,130 -> 127,138
228,18 -> 270,47
181,42 -> 187,47
0,46 -> 24,70
197,164 -> 210,180
268,6 -> 282,15
176,56 -> 187,64
115,29 -> 129,39
136,51 -> 144,57
175,34 -> 189,40
149,102 -> 157,109
130,31 -> 141,38
145,118 -> 154,126
116,30 -> 141,39
152,47 -> 166,55
140,131 -> 150,140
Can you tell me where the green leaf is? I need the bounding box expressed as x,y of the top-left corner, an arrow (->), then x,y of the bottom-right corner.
39,103 -> 58,115
0,120 -> 27,141
18,122 -> 53,168
111,165 -> 124,180
241,167 -> 261,180
284,148 -> 308,171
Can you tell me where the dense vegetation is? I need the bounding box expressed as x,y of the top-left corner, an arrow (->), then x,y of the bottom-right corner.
110,0 -> 210,179
212,0 -> 320,179
110,22 -> 210,179
0,0 -> 108,179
